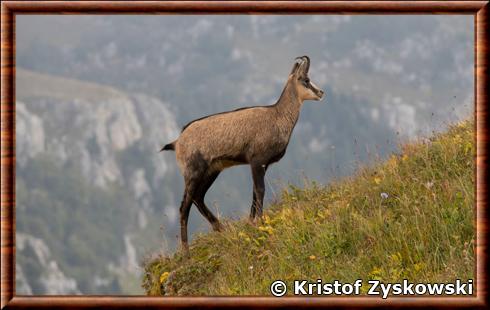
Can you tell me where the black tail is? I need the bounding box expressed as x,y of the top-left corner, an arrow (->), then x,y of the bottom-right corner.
159,142 -> 175,152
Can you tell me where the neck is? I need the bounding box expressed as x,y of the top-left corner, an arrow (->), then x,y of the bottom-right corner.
271,78 -> 304,143
274,78 -> 303,121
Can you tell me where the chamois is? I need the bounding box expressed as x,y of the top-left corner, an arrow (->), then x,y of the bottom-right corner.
161,56 -> 324,255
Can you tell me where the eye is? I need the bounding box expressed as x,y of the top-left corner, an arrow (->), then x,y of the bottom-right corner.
303,78 -> 310,85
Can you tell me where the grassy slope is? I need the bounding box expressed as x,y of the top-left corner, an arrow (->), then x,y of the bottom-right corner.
142,119 -> 475,296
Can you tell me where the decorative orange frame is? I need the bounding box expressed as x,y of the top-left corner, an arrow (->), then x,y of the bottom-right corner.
1,1 -> 488,309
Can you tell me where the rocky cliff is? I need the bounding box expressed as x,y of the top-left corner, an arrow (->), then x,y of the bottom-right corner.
16,68 -> 180,294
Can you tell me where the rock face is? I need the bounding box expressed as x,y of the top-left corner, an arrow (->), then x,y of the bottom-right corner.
15,69 -> 180,294
17,233 -> 81,295
16,69 -> 179,190
16,102 -> 46,166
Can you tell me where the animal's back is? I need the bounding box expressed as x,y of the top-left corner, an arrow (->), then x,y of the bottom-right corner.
175,106 -> 283,170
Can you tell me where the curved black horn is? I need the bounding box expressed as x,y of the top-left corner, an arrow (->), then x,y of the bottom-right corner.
294,55 -> 310,73
302,55 -> 310,72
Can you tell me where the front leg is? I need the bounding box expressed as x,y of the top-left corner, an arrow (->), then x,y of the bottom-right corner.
250,164 -> 267,222
249,191 -> 257,222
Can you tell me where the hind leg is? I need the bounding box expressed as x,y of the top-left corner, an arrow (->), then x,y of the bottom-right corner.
180,180 -> 196,256
193,171 -> 223,232
178,152 -> 209,256
179,187 -> 194,257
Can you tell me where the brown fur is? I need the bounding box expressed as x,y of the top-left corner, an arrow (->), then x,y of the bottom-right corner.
161,56 -> 324,255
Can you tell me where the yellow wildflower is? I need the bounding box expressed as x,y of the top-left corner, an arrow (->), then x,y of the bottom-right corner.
308,255 -> 316,260
369,267 -> 382,276
402,154 -> 408,161
264,215 -> 271,225
414,262 -> 425,272
159,271 -> 170,284
389,252 -> 402,263
374,177 -> 382,185
258,225 -> 274,234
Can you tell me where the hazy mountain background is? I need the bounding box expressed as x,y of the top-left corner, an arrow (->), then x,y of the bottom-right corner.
15,15 -> 473,295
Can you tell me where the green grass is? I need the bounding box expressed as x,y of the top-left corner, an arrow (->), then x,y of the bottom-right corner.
142,119 -> 475,296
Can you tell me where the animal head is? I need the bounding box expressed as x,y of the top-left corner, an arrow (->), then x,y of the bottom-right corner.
289,56 -> 324,102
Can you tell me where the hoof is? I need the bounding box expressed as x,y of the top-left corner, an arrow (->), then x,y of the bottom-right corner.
213,222 -> 224,232
248,217 -> 258,226
181,244 -> 190,258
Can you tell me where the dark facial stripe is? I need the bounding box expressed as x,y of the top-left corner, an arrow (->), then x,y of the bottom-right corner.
304,79 -> 322,96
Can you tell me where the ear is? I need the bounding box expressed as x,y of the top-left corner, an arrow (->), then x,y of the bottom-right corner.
297,56 -> 310,77
301,55 -> 310,73
297,61 -> 308,79
289,59 -> 302,76
291,56 -> 310,79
